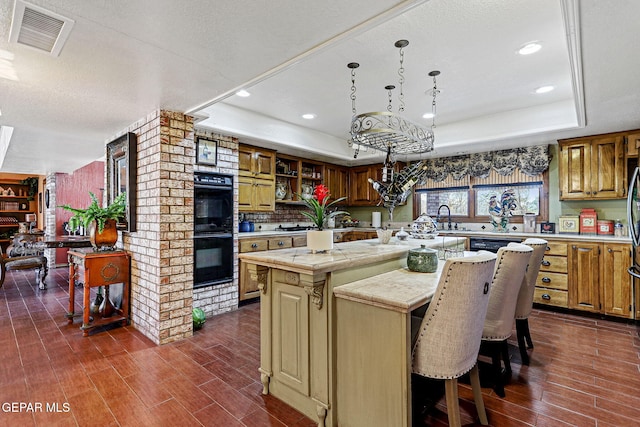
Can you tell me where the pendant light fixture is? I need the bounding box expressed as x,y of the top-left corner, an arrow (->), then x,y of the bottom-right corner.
347,39 -> 440,158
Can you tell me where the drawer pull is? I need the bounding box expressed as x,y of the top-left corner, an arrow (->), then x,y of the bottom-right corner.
278,241 -> 284,246
542,260 -> 551,266
541,293 -> 551,301
542,277 -> 551,283
251,243 -> 258,248
546,246 -> 551,251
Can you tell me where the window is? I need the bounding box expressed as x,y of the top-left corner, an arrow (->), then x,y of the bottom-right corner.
475,183 -> 541,217
413,170 -> 548,223
416,187 -> 470,217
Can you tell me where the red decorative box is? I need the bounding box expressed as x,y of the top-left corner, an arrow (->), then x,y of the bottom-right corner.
579,208 -> 597,235
597,220 -> 614,235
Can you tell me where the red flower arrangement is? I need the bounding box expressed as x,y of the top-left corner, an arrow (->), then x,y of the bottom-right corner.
300,184 -> 348,230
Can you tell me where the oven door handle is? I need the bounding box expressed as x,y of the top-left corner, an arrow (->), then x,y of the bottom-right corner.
194,233 -> 233,239
195,183 -> 232,191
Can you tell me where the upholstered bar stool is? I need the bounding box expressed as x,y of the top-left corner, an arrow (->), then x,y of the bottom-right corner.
480,244 -> 532,397
412,252 -> 497,427
513,238 -> 547,365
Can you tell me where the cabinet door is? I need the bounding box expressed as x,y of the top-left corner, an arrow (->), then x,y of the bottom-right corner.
238,177 -> 254,210
254,179 -> 275,211
602,243 -> 633,318
239,260 -> 261,301
238,146 -> 255,177
569,243 -> 600,312
272,280 -> 310,395
349,165 -> 381,206
325,164 -> 349,203
559,142 -> 591,199
626,132 -> 640,157
590,136 -> 625,199
255,151 -> 275,179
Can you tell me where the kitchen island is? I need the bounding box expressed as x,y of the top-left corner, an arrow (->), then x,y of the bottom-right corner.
238,236 -> 465,427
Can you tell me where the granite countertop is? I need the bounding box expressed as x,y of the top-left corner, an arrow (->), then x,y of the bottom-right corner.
333,251 -> 497,313
238,236 -> 466,275
332,266 -> 444,313
237,227 -> 371,238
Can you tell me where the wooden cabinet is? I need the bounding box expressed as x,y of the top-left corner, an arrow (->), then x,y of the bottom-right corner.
568,242 -> 601,312
0,177 -> 39,252
534,241 -> 569,308
324,164 -> 349,203
239,145 -> 276,212
602,243 -> 633,318
349,165 -> 381,206
626,132 -> 640,157
238,233 -> 304,301
239,144 -> 275,178
558,134 -> 626,200
274,154 -> 325,204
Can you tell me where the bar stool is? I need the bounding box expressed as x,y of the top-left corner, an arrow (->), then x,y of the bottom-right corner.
412,252 -> 497,427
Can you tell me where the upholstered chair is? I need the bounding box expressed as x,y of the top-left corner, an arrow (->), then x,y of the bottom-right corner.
1,233 -> 48,290
513,238 -> 548,365
481,244 -> 532,397
412,252 -> 497,427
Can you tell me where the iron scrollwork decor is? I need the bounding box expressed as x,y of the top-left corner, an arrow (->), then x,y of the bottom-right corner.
106,132 -> 137,232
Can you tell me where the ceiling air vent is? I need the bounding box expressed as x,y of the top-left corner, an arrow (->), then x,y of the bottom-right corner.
9,0 -> 74,57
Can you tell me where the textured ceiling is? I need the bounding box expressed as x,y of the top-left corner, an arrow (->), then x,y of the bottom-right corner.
0,0 -> 639,173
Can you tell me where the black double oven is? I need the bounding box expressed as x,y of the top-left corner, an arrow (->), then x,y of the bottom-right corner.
194,172 -> 234,288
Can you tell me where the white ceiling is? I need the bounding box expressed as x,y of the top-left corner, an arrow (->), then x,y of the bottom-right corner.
0,0 -> 639,174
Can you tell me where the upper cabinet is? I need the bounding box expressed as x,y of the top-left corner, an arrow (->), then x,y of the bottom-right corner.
239,145 -> 275,179
238,144 -> 276,212
558,132 -> 627,200
348,165 -> 381,206
324,164 -> 349,204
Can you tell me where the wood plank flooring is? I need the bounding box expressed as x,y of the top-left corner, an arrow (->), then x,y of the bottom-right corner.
1,267 -> 638,426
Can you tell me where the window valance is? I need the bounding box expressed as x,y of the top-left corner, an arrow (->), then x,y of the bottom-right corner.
422,145 -> 550,182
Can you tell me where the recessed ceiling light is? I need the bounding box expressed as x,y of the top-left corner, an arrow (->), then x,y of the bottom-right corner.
302,113 -> 316,120
535,85 -> 554,94
235,90 -> 250,97
518,41 -> 542,55
422,112 -> 435,119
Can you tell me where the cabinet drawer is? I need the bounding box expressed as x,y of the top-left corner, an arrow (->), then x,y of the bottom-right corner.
292,235 -> 307,247
268,237 -> 293,250
544,242 -> 567,256
239,239 -> 268,253
534,288 -> 568,308
539,255 -> 568,273
535,272 -> 568,290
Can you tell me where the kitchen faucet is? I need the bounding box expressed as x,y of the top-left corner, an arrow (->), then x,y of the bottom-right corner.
436,204 -> 452,230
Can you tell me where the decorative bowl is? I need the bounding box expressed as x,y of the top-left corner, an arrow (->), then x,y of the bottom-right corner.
411,213 -> 439,239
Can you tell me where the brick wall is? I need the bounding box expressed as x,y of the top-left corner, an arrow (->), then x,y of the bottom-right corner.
115,110 -> 195,344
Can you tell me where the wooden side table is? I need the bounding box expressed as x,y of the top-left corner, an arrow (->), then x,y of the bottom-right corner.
67,249 -> 130,336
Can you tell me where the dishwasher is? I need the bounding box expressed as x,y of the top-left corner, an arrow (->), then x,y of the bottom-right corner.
468,236 -> 522,253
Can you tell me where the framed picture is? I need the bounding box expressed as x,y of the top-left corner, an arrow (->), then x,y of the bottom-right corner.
558,216 -> 579,234
196,137 -> 218,165
540,222 -> 555,234
106,132 -> 137,232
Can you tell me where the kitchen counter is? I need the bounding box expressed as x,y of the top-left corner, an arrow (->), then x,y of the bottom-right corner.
239,236 -> 465,427
238,236 -> 464,275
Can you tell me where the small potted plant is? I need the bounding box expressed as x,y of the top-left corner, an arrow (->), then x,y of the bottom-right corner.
299,184 -> 348,253
59,192 -> 127,250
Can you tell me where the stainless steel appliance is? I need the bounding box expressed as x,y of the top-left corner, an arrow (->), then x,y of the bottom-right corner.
194,172 -> 234,288
469,237 -> 521,253
626,167 -> 640,319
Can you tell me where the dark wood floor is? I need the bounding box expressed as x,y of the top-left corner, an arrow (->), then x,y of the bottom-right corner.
1,267 -> 639,426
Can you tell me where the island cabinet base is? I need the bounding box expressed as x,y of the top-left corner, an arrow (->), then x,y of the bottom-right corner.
257,267 -> 331,426
239,237 -> 466,427
335,297 -> 413,427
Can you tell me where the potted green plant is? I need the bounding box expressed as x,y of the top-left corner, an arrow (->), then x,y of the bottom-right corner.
59,192 -> 126,249
20,177 -> 39,201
